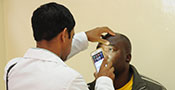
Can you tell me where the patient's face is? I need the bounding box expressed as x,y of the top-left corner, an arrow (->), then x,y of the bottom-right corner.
97,35 -> 128,74
97,44 -> 118,62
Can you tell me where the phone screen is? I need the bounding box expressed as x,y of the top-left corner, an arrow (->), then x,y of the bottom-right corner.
91,48 -> 104,72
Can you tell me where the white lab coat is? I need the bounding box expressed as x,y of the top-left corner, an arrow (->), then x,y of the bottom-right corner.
4,32 -> 114,90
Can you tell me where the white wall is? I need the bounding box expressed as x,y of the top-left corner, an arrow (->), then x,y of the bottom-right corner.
1,0 -> 175,90
0,0 -> 6,90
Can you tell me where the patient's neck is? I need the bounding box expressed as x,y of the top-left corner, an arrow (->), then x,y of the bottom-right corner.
114,67 -> 132,89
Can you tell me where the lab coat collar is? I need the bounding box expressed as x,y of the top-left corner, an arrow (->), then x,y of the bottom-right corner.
23,48 -> 67,66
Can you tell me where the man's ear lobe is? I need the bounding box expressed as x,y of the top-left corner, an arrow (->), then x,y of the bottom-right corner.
126,54 -> 131,63
61,28 -> 67,43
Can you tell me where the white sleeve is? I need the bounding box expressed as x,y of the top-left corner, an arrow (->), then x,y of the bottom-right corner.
68,76 -> 114,90
67,32 -> 89,59
95,76 -> 115,90
67,75 -> 89,90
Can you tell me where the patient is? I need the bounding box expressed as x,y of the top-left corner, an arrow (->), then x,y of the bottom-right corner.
88,33 -> 166,90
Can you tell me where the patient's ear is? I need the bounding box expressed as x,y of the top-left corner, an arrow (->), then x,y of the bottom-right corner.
126,54 -> 131,63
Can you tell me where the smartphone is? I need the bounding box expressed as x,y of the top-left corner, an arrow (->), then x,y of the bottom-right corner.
91,48 -> 105,72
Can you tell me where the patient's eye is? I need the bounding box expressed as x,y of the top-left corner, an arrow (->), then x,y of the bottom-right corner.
109,48 -> 113,51
108,47 -> 113,53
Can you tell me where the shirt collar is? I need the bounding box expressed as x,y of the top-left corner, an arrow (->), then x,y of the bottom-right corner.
130,65 -> 146,89
23,48 -> 67,66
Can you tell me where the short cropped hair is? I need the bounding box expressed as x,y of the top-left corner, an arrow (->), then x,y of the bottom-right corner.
32,2 -> 75,41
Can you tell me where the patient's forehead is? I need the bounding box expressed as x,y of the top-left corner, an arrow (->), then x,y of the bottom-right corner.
97,35 -> 126,52
107,34 -> 121,43
101,34 -> 122,45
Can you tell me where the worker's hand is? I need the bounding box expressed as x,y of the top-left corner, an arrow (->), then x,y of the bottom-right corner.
85,27 -> 115,45
94,56 -> 115,81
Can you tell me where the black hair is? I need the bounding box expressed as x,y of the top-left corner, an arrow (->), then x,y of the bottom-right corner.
100,33 -> 132,54
31,2 -> 75,41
